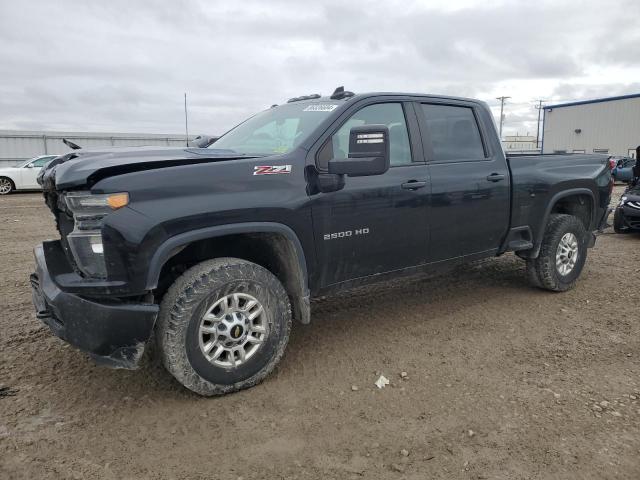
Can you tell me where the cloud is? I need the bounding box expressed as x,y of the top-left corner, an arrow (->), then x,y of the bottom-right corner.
0,0 -> 638,136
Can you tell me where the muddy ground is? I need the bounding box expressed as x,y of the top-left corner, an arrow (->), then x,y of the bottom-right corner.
1,187 -> 639,479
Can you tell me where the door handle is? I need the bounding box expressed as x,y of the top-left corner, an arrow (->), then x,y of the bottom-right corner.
486,173 -> 505,182
401,180 -> 427,190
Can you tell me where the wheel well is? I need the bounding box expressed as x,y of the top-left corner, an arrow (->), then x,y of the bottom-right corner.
0,176 -> 15,188
155,232 -> 308,322
550,194 -> 592,230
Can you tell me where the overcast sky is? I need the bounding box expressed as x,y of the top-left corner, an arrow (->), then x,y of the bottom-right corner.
1,0 -> 639,137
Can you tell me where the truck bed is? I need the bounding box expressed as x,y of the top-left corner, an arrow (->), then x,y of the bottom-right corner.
505,152 -> 611,255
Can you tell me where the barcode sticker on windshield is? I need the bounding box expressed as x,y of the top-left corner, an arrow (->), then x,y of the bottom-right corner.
303,104 -> 339,112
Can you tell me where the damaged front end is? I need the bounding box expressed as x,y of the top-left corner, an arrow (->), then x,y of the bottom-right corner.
30,242 -> 159,369
32,153 -> 158,369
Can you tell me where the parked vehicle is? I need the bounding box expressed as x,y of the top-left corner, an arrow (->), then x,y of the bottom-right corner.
614,186 -> 640,232
31,89 -> 613,396
613,159 -> 640,233
612,157 -> 636,183
0,155 -> 58,194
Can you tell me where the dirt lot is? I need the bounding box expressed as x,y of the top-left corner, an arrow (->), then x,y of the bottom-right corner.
1,187 -> 639,479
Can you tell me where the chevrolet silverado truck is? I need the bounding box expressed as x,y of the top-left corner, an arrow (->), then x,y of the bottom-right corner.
31,88 -> 613,396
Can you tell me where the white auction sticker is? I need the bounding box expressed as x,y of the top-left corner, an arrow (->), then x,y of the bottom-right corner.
303,104 -> 339,112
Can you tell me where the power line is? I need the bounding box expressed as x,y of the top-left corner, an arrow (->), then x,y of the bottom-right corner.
495,96 -> 511,140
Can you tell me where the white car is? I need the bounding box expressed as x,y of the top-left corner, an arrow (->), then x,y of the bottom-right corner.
0,155 -> 58,195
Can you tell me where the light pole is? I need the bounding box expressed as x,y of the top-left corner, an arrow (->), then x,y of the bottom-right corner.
496,96 -> 511,140
534,99 -> 546,150
184,92 -> 189,147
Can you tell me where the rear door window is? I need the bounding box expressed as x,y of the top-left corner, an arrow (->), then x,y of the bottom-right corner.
420,104 -> 485,161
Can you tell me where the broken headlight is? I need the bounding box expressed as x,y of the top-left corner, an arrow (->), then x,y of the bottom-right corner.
64,191 -> 129,278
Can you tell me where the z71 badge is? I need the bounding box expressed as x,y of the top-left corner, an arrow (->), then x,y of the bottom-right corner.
253,165 -> 292,175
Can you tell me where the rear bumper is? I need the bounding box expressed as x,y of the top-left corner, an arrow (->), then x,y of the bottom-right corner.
30,244 -> 159,369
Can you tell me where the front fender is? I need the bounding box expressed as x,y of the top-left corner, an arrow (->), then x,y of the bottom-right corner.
145,222 -> 309,293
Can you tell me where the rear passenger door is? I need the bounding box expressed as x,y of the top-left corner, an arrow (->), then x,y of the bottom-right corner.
416,102 -> 510,262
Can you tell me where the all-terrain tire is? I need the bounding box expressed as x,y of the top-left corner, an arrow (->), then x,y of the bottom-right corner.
156,257 -> 291,396
613,208 -> 630,234
525,258 -> 543,288
526,214 -> 588,292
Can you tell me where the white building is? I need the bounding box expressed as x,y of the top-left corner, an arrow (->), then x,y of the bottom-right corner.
542,93 -> 640,158
0,130 -> 193,168
502,135 -> 539,153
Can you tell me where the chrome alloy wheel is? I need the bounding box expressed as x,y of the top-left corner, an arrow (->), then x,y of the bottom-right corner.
556,232 -> 579,276
0,178 -> 12,195
198,293 -> 268,368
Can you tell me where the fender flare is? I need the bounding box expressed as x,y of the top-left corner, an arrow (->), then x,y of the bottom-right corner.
531,187 -> 595,257
145,222 -> 309,294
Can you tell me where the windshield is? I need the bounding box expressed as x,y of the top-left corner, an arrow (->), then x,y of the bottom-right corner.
17,156 -> 56,168
210,102 -> 341,155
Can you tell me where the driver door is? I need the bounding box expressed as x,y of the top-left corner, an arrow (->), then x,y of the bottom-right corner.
309,101 -> 430,288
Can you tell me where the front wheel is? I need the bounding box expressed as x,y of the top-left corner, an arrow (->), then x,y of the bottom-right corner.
0,177 -> 14,195
526,214 -> 588,292
156,258 -> 291,396
613,208 -> 630,234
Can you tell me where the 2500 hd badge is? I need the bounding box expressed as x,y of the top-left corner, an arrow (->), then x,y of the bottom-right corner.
323,228 -> 370,240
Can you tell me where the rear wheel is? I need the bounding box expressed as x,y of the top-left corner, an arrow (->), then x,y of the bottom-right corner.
526,214 -> 587,292
0,177 -> 14,195
156,257 -> 291,396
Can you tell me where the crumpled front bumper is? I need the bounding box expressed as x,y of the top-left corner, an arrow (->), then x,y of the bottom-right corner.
30,243 -> 159,369
616,202 -> 640,230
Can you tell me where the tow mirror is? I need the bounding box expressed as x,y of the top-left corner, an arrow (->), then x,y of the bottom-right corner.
328,125 -> 390,177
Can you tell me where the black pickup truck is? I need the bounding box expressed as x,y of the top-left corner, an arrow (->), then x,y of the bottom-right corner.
31,89 -> 613,395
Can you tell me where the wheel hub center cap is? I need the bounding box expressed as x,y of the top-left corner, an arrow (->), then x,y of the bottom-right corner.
230,324 -> 244,339
220,312 -> 248,344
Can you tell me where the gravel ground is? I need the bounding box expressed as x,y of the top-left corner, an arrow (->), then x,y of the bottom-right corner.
1,187 -> 639,480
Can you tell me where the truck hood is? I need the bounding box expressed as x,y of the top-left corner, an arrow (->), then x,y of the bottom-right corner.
39,146 -> 263,191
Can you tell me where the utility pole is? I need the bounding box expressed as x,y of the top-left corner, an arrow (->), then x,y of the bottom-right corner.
184,92 -> 189,146
534,99 -> 546,150
495,96 -> 510,140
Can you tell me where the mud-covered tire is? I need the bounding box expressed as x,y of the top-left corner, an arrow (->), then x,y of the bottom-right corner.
525,259 -> 543,288
526,214 -> 588,292
613,208 -> 630,234
156,258 -> 291,396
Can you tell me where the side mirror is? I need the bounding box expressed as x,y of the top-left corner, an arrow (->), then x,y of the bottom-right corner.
25,163 -> 34,168
328,125 -> 390,177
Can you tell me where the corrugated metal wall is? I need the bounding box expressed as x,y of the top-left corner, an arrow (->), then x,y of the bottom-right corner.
542,96 -> 640,156
0,130 -> 193,167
